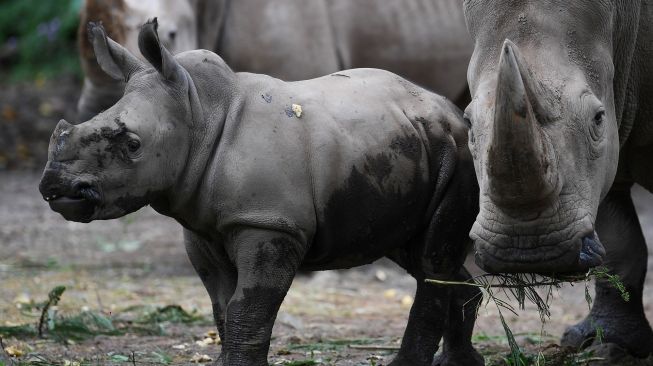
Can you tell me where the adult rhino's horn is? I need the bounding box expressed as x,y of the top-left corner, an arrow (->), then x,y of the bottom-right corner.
87,22 -> 143,82
138,18 -> 185,82
487,39 -> 557,207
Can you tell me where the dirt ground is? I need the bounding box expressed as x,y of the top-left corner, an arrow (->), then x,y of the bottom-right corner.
2,79 -> 653,365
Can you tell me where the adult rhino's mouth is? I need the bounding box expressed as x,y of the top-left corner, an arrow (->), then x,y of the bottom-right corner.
41,182 -> 101,223
470,205 -> 605,275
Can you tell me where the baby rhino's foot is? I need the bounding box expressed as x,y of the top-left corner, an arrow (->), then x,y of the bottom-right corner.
432,347 -> 484,366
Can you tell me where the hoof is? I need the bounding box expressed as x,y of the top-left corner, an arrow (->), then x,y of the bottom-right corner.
562,315 -> 653,358
583,343 -> 653,366
432,348 -> 484,366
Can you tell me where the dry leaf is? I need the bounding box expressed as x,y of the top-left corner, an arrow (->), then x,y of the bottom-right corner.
190,353 -> 213,363
292,104 -> 302,118
5,345 -> 24,357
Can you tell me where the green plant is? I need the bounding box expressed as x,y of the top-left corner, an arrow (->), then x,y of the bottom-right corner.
0,0 -> 82,81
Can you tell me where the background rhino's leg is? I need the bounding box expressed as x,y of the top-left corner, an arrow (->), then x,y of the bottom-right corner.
184,230 -> 237,348
221,228 -> 306,366
77,0 -> 128,122
432,268 -> 484,366
77,78 -> 125,122
562,185 -> 653,358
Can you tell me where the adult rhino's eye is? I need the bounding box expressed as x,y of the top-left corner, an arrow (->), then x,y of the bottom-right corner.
594,109 -> 605,125
127,139 -> 141,153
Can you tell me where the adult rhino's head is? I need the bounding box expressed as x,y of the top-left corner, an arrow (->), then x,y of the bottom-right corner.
40,19 -> 210,222
463,1 -> 629,274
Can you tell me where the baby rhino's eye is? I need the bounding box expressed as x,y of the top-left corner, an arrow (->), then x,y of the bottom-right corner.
127,139 -> 141,152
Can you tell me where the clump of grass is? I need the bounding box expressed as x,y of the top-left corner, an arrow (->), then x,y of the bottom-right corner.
121,304 -> 207,325
426,266 -> 629,366
0,286 -> 208,344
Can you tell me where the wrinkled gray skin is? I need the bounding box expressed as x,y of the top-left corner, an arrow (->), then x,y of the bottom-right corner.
78,0 -> 472,121
463,0 -> 653,358
40,21 -> 481,366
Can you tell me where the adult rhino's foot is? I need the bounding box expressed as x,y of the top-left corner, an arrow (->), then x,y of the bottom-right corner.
432,347 -> 484,366
562,315 -> 653,358
561,298 -> 653,358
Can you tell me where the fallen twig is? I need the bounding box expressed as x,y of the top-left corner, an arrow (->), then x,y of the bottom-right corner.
425,278 -> 563,289
348,344 -> 400,351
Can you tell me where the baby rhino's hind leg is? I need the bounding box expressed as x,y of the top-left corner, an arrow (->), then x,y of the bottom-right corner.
388,271 -> 452,366
432,268 -> 484,366
389,173 -> 481,365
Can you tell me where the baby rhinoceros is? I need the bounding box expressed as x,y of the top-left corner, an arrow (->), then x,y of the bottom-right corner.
39,20 -> 481,366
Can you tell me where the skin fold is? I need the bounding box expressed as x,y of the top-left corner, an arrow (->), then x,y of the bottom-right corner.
40,20 -> 482,366
463,0 -> 653,358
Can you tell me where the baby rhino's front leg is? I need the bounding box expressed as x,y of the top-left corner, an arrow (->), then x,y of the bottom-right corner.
220,228 -> 306,366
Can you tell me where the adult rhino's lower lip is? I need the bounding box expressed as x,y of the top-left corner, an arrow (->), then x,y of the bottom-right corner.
578,232 -> 606,269
48,196 -> 96,223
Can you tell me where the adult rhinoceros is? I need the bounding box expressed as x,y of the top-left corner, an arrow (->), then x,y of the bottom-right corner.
462,0 -> 653,358
40,20 -> 482,366
77,0 -> 472,120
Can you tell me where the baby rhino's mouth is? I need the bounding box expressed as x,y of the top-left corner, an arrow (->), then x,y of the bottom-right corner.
42,184 -> 101,223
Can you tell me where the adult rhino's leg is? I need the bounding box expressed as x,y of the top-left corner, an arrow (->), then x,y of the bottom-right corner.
184,230 -> 237,359
221,228 -> 306,366
562,185 -> 653,357
432,268 -> 484,366
76,78 -> 124,122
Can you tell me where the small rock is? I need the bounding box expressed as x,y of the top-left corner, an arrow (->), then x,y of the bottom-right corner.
375,270 -> 387,282
195,337 -> 216,347
400,295 -> 414,308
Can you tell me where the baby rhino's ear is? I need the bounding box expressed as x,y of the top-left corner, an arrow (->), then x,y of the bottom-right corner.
87,22 -> 144,81
138,18 -> 185,83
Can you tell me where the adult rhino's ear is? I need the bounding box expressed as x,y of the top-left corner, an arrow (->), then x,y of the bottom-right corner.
87,22 -> 144,81
138,18 -> 185,82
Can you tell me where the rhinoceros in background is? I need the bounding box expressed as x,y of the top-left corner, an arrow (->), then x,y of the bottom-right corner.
40,20 -> 482,366
77,0 -> 197,121
77,0 -> 472,120
463,0 -> 653,358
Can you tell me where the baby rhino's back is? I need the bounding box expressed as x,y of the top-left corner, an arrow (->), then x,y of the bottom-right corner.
290,69 -> 469,269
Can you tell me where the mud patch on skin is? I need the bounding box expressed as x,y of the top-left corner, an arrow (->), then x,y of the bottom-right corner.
253,237 -> 303,275
390,133 -> 422,164
80,118 -> 132,165
364,153 -> 393,188
306,144 -> 430,270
